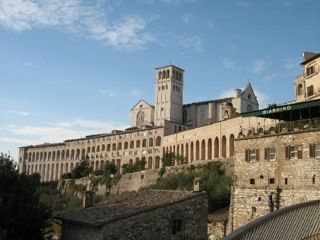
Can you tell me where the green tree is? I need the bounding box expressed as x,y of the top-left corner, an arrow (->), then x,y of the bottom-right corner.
61,155 -> 92,179
0,153 -> 51,240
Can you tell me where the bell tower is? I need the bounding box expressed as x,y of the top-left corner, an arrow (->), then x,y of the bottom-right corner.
154,65 -> 184,126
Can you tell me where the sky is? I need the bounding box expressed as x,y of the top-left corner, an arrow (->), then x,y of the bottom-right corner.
0,0 -> 319,160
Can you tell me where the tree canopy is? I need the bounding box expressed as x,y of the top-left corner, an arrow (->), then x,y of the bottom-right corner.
0,153 -> 51,240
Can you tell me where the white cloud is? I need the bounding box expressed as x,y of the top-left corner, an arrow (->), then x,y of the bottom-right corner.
217,88 -> 239,99
254,89 -> 270,108
181,14 -> 196,24
220,57 -> 241,70
100,89 -> 118,98
261,73 -> 278,83
0,0 -> 154,50
179,35 -> 205,53
249,59 -> 265,74
9,111 -> 30,116
129,89 -> 144,97
0,119 -> 129,146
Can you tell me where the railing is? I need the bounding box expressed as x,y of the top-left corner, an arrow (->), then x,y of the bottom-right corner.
239,117 -> 320,138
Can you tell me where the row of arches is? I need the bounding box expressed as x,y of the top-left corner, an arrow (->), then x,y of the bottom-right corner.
27,156 -> 161,182
26,137 -> 162,162
164,134 -> 235,164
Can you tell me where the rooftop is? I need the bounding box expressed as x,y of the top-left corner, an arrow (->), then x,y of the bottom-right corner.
56,189 -> 205,227
225,200 -> 320,240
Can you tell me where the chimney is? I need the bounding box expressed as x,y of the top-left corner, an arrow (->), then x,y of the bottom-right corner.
82,191 -> 94,208
193,177 -> 202,192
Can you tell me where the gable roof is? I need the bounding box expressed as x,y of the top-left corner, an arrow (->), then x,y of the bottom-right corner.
131,99 -> 154,111
56,189 -> 205,227
242,83 -> 258,101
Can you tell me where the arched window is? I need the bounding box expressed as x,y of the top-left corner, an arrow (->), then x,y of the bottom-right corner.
112,143 -> 116,151
118,142 -> 122,150
142,139 -> 147,147
76,149 -> 80,160
102,144 -> 105,151
136,110 -> 145,128
214,137 -> 219,158
124,142 -> 128,149
130,141 -> 134,149
162,70 -> 166,79
136,140 -> 141,148
155,136 -> 161,146
201,140 -> 205,160
190,142 -> 194,162
195,141 -> 200,160
149,138 -> 154,147
208,138 -> 212,159
166,70 -> 170,78
229,134 -> 235,157
155,156 -> 160,169
97,145 -> 100,152
222,136 -> 227,158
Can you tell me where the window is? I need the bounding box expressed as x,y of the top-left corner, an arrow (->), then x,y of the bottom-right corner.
307,85 -> 314,97
250,179 -> 255,185
285,178 -> 288,185
264,147 -> 276,161
245,149 -> 260,162
285,145 -> 302,159
297,84 -> 303,96
172,219 -> 182,235
269,178 -> 275,184
310,143 -> 320,158
306,65 -> 315,76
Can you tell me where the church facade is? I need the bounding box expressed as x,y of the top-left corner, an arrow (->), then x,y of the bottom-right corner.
18,64 -> 259,182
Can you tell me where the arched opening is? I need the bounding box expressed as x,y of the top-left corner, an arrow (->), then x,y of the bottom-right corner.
36,152 -> 39,161
208,138 -> 212,159
100,160 -> 104,170
190,142 -> 194,162
136,140 -> 141,148
222,135 -> 227,158
66,150 -> 70,160
181,144 -> 184,158
102,144 -> 105,151
60,163 -> 63,176
48,152 -> 51,161
42,165 -> 46,181
201,140 -> 205,160
130,141 -> 134,149
155,156 -> 160,169
61,150 -> 65,160
51,164 -> 54,181
117,159 -> 121,173
97,145 -> 100,152
71,149 -> 75,160
214,137 -> 219,158
142,139 -> 146,147
156,136 -> 161,146
57,151 -> 60,160
229,134 -> 235,157
46,164 -> 50,182
65,163 -> 69,174
31,165 -> 34,174
118,142 -> 122,150
95,161 -> 99,171
55,164 -> 59,180
195,141 -> 200,161
70,163 -> 74,171
76,149 -> 80,160
185,143 -> 189,162
81,149 -> 85,158
112,143 -> 116,151
149,138 -> 153,147
148,156 -> 153,169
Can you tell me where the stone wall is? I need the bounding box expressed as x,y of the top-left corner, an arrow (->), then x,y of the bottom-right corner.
228,129 -> 320,232
101,194 -> 208,240
61,194 -> 208,240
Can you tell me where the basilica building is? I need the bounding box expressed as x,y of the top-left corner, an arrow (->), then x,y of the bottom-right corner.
19,63 -> 259,182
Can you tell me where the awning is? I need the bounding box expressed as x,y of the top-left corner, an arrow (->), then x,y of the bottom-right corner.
241,99 -> 320,121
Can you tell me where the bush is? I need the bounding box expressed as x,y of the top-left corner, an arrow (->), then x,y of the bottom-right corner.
150,162 -> 231,212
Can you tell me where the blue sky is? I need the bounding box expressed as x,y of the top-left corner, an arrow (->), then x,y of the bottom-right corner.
0,0 -> 319,160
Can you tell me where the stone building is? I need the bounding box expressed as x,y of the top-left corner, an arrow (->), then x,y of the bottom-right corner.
227,99 -> 320,232
295,51 -> 320,102
18,64 -> 259,182
57,189 -> 208,240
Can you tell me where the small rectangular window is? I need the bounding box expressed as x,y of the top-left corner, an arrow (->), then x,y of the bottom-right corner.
286,145 -> 302,159
250,179 -> 255,185
315,144 -> 320,158
269,178 -> 275,184
285,178 -> 288,185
